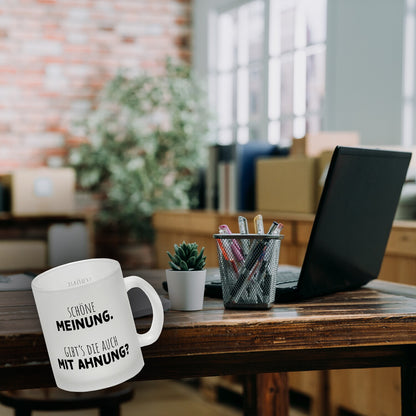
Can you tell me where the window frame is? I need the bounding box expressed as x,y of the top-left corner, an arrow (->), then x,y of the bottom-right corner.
193,0 -> 327,145
194,0 -> 268,144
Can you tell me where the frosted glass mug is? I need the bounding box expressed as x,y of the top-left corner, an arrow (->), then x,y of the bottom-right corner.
31,258 -> 164,392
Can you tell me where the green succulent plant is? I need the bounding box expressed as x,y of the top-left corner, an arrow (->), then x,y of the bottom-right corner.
167,241 -> 206,271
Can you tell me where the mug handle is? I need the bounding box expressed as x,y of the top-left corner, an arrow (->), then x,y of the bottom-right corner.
124,276 -> 164,347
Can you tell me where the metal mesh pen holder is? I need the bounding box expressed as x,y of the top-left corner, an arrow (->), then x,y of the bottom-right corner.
213,234 -> 283,309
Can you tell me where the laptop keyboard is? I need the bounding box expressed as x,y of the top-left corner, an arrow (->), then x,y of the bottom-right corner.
276,265 -> 301,287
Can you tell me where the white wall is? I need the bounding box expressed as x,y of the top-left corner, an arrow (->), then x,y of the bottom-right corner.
325,0 -> 405,145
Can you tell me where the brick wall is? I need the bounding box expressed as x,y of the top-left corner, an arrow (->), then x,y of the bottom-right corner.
0,0 -> 192,173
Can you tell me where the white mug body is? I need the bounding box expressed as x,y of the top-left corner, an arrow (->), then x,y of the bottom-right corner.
32,258 -> 163,392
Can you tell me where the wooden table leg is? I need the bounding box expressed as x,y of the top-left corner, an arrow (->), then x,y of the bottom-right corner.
243,373 -> 289,416
402,365 -> 416,416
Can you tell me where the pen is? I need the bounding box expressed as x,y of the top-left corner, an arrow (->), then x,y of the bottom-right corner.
256,222 -> 283,300
238,216 -> 249,234
230,222 -> 281,303
230,243 -> 266,303
254,214 -> 264,234
219,224 -> 244,262
217,235 -> 239,275
256,238 -> 279,296
229,240 -> 267,302
267,221 -> 283,235
238,216 -> 250,256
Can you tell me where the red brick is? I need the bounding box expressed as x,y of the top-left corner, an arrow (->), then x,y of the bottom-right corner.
0,0 -> 192,170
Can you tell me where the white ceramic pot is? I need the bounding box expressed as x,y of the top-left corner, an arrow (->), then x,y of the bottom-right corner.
165,269 -> 207,311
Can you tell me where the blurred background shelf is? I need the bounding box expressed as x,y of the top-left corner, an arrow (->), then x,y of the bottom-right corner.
0,213 -> 94,273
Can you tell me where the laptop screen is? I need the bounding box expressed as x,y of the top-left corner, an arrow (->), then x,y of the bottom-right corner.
298,146 -> 411,299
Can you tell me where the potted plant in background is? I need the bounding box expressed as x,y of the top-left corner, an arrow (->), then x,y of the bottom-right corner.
68,59 -> 210,268
166,241 -> 206,311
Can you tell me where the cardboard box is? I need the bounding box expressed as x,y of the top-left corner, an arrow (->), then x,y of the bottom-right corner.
0,168 -> 75,216
291,131 -> 360,157
0,240 -> 47,271
256,156 -> 318,213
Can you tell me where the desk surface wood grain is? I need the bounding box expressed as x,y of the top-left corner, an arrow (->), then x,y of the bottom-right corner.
2,272 -> 416,390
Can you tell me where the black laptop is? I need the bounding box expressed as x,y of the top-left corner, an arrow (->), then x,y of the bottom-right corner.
204,146 -> 411,302
275,146 -> 411,301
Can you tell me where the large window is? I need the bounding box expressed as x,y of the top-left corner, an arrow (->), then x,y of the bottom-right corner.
198,0 -> 327,146
195,0 -> 410,147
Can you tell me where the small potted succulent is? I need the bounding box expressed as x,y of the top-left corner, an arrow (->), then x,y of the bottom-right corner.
166,241 -> 207,311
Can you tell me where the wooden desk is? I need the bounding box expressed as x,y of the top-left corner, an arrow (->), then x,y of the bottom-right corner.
153,210 -> 416,415
2,272 -> 416,416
